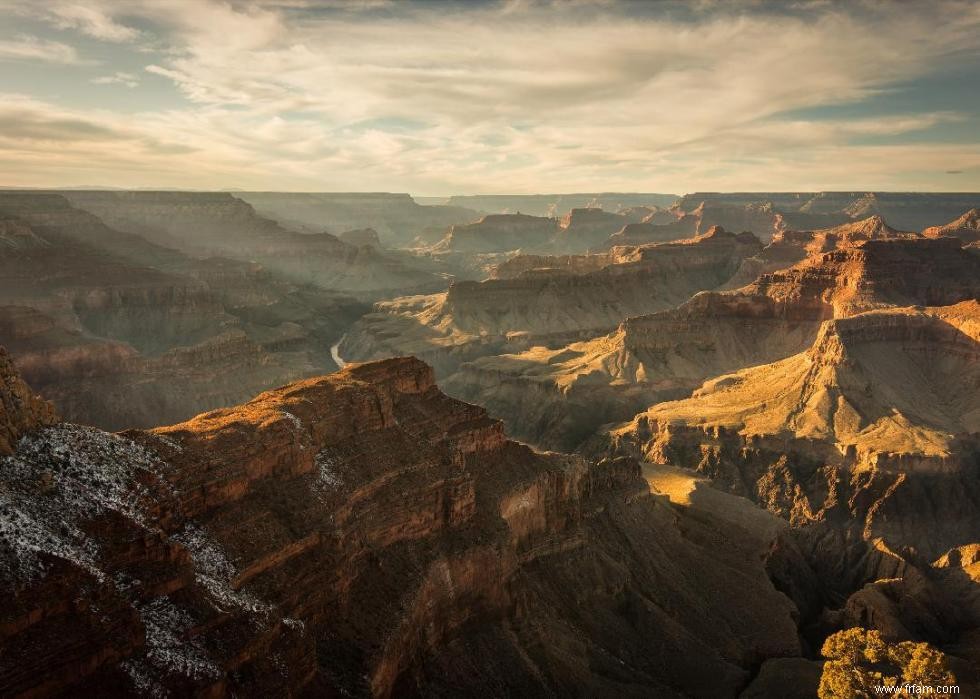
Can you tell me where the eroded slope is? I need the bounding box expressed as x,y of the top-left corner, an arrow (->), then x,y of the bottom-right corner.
0,356 -> 800,697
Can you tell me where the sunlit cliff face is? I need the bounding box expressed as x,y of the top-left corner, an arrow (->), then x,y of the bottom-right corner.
0,0 -> 978,193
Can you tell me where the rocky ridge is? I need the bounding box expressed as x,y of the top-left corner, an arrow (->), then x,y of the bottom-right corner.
602,302 -> 980,662
62,191 -> 444,298
340,227 -> 763,376
923,208 -> 980,244
679,192 -> 980,231
443,230 -> 980,451
0,355 -> 802,697
236,191 -> 481,247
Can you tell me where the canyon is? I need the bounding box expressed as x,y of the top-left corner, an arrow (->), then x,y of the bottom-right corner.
340,227 -> 764,376
600,303 -> 980,669
441,220 -> 980,450
0,352 -> 805,697
61,191 -> 446,299
0,192 -> 370,429
2,190 -> 980,698
5,0 -> 980,693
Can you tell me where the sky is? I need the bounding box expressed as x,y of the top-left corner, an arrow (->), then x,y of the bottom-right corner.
0,0 -> 978,195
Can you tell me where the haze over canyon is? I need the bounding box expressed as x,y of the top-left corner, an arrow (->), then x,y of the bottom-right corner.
2,1 -> 980,698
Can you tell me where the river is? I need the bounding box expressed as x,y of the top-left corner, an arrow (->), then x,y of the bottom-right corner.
330,335 -> 347,369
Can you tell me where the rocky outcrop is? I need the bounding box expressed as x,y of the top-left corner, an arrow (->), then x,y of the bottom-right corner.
6,315 -> 324,431
600,303 -> 980,660
605,200 -> 805,247
744,236 -> 980,317
721,215 -> 920,289
341,228 -> 763,377
923,208 -> 980,244
430,207 -> 685,256
0,347 -> 56,454
433,213 -> 561,253
445,235 -> 980,452
444,289 -> 826,451
606,213 -> 700,247
490,251 -> 616,279
607,304 -> 980,561
696,201 -> 784,241
0,356 -> 801,697
553,207 -> 648,250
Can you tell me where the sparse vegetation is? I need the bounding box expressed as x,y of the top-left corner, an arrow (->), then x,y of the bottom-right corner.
818,628 -> 956,698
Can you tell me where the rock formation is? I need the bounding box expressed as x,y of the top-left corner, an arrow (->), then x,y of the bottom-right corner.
420,208 -> 660,280
605,200 -> 822,248
923,208 -> 980,244
608,303 -> 980,553
3,189 -> 980,697
0,355 -> 802,697
444,232 -> 980,451
720,215 -> 916,289
605,212 -> 700,247
490,250 -> 617,279
443,289 -> 825,451
553,207 -> 650,250
744,236 -> 979,317
602,302 -> 980,662
0,347 -> 56,455
340,228 -> 763,376
433,212 -> 561,253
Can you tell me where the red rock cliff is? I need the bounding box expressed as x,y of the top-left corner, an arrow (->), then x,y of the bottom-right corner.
0,356 -> 800,697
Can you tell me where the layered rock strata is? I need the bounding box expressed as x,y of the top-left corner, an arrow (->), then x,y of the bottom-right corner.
341,228 -> 762,376
0,356 -> 800,697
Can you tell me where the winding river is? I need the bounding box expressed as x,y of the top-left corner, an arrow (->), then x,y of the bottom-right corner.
330,335 -> 347,369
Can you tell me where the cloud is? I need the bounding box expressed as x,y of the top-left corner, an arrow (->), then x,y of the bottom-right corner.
46,3 -> 141,42
0,0 -> 978,192
0,34 -> 86,64
92,71 -> 139,88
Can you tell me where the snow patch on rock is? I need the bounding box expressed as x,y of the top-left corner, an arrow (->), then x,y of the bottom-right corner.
172,524 -> 271,615
140,596 -> 222,681
0,424 -> 170,582
313,449 -> 343,499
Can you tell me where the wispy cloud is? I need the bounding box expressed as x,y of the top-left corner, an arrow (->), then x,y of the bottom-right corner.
0,34 -> 87,64
92,71 -> 139,88
45,2 -> 141,42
